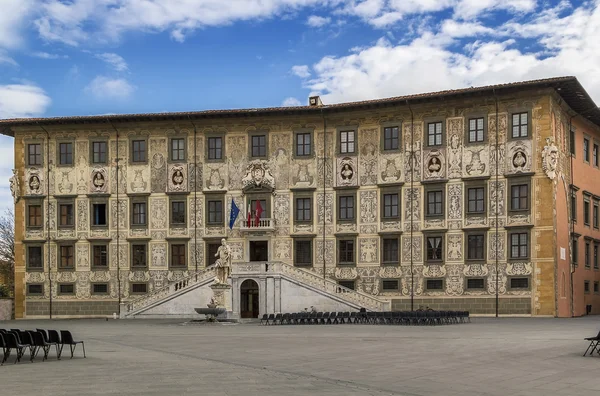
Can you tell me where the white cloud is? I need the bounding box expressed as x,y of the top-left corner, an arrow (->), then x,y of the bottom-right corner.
0,84 -> 52,118
85,76 -> 135,99
282,97 -> 303,106
0,50 -> 17,66
31,51 -> 68,59
95,53 -> 128,72
291,65 -> 311,78
0,0 -> 34,49
307,15 -> 331,27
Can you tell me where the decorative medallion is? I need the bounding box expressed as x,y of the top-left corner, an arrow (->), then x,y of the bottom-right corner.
512,151 -> 527,171
90,168 -> 108,193
168,165 -> 187,192
336,156 -> 358,187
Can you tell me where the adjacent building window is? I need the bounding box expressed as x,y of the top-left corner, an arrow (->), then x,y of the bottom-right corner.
28,143 -> 42,166
512,112 -> 528,138
594,202 -> 599,228
571,193 -> 577,221
59,142 -> 73,165
426,190 -> 444,216
584,281 -> 590,293
207,137 -> 223,160
427,122 -> 443,146
59,245 -> 74,269
171,201 -> 186,224
92,203 -> 107,226
28,205 -> 43,227
585,241 -> 591,268
595,244 -> 599,269
338,195 -> 355,221
131,283 -> 147,294
339,130 -> 355,154
27,246 -> 43,270
92,245 -> 108,268
382,279 -> 399,291
572,236 -> 579,265
382,238 -> 399,265
594,144 -> 599,166
467,187 -> 485,213
426,279 -> 444,290
511,184 -> 528,211
92,141 -> 107,164
383,126 -> 399,150
170,244 -> 187,268
382,193 -> 399,219
468,117 -> 484,143
510,277 -> 529,289
584,198 -> 591,225
131,140 -> 146,163
338,239 -> 355,265
27,284 -> 43,296
207,200 -> 224,225
338,280 -> 355,290
594,282 -> 599,293
132,202 -> 147,226
584,138 -> 590,162
467,278 -> 485,290
295,197 -> 312,222
59,203 -> 74,227
251,135 -> 267,157
92,283 -> 109,295
170,138 -> 185,161
467,234 -> 485,260
510,232 -> 529,259
58,284 -> 75,295
295,132 -> 312,156
570,128 -> 576,155
426,236 -> 443,262
131,244 -> 147,268
294,240 -> 312,267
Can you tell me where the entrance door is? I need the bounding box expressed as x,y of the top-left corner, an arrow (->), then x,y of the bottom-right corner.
250,240 -> 268,261
240,279 -> 260,318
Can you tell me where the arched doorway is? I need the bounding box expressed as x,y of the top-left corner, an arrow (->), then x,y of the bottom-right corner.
240,279 -> 260,318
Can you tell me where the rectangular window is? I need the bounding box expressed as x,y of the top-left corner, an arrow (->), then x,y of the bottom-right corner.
295,197 -> 312,222
511,184 -> 528,211
572,237 -> 579,265
338,240 -> 355,265
28,143 -> 42,166
571,193 -> 577,221
93,245 -> 108,268
171,244 -> 186,268
426,236 -> 443,261
383,193 -> 399,218
383,126 -> 399,150
594,144 -> 599,166
426,279 -> 443,290
467,187 -> 485,213
339,130 -> 355,154
59,142 -> 73,165
92,203 -> 107,226
594,282 -> 599,293
131,244 -> 147,268
338,196 -> 355,221
510,232 -> 528,259
171,201 -> 186,224
382,238 -> 399,264
382,279 -> 399,291
132,202 -> 147,226
27,284 -> 43,295
584,199 -> 590,225
170,138 -> 185,161
58,284 -> 74,295
92,141 -> 107,164
510,278 -> 529,289
207,242 -> 220,267
251,135 -> 267,157
585,241 -> 590,267
250,199 -> 267,219
584,281 -> 590,293
467,278 -> 485,289
27,246 -> 43,269
59,204 -> 74,227
570,129 -> 576,155
28,205 -> 42,227
295,132 -> 311,156
594,245 -> 598,269
594,203 -> 599,228
467,234 -> 485,260
132,140 -> 146,162
584,138 -> 590,162
59,245 -> 74,269
208,137 -> 223,160
427,122 -> 443,146
427,191 -> 443,216
294,240 -> 312,266
131,283 -> 147,294
512,112 -> 528,138
338,280 -> 355,290
207,200 -> 223,224
92,283 -> 109,294
468,117 -> 484,143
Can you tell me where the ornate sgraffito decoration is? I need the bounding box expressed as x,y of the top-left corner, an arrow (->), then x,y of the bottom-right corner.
151,243 -> 168,267
242,160 -> 275,192
446,265 -> 464,296
227,135 -> 247,190
90,168 -> 108,193
401,265 -> 423,296
423,149 -> 445,180
489,232 -> 506,261
404,141 -> 421,182
487,263 -> 507,295
464,147 -> 487,176
359,238 -> 378,263
57,171 -> 73,194
150,198 -> 167,229
542,136 -> 559,180
334,267 -> 358,280
360,191 -> 377,224
357,267 -> 380,296
130,168 -> 148,193
274,194 -> 290,226
379,154 -> 402,183
9,169 -> 20,203
292,161 -> 315,187
402,236 -> 422,263
506,262 -> 532,276
150,138 -> 167,193
379,266 -> 402,279
507,140 -> 532,174
359,128 -> 378,186
167,165 -> 187,193
316,240 -> 334,266
403,188 -> 420,231
336,156 -> 357,187
447,117 -> 463,178
274,239 -> 292,260
317,193 -> 333,224
489,181 -> 505,216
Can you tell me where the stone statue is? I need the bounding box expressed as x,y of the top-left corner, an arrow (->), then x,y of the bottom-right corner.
542,137 -> 559,180
213,238 -> 232,285
9,169 -> 20,204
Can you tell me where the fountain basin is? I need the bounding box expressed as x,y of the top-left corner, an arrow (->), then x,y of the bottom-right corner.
195,307 -> 226,316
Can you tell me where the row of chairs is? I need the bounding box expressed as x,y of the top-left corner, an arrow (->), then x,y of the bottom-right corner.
260,310 -> 470,326
0,328 -> 85,365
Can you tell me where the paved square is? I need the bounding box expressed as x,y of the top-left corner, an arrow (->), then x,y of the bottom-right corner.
1,317 -> 600,396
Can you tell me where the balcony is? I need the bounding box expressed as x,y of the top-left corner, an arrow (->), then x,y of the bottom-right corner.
240,217 -> 275,232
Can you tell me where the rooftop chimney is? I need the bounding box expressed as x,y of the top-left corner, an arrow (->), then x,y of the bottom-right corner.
309,96 -> 323,107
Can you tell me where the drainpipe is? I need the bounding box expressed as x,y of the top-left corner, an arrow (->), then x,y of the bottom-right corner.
320,109 -> 327,281
108,121 -> 122,316
406,100 -> 414,311
36,123 -> 52,319
492,89 -> 499,318
187,116 -> 199,280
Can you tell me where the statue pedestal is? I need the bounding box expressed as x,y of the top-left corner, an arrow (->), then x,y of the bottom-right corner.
210,283 -> 232,316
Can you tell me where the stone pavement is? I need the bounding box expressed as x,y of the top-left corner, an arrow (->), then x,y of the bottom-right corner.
1,316 -> 600,396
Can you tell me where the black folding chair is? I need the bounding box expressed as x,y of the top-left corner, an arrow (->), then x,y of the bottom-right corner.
3,332 -> 28,364
273,313 -> 282,325
0,333 -> 9,365
583,330 -> 600,356
28,331 -> 55,361
260,314 -> 269,325
59,330 -> 86,359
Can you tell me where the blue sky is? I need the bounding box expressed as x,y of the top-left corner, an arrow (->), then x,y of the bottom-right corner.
1,0 -> 600,210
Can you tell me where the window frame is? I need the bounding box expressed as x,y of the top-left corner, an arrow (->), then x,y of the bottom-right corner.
465,114 -> 487,144
337,191 -> 357,223
130,198 -> 148,228
508,277 -> 530,290
130,138 -> 148,164
508,177 -> 531,214
425,186 -> 445,218
294,193 -> 313,224
380,121 -> 401,152
509,230 -> 530,261
593,200 -> 599,229
509,110 -> 531,140
90,140 -> 108,165
91,283 -> 110,295
381,235 -> 400,266
337,126 -> 357,155
26,244 -> 44,271
425,118 -> 445,147
205,193 -> 225,226
27,203 -> 44,229
206,133 -> 225,162
337,237 -> 356,267
594,243 -> 599,269
572,234 -> 579,266
583,136 -> 590,163
465,184 -> 486,215
170,199 -> 187,226
466,277 -> 486,290
381,279 -> 400,291
293,129 -> 314,158
594,142 -> 599,167
169,137 -> 187,163
338,280 -> 356,290
294,238 -> 313,267
58,201 -> 75,228
585,239 -> 591,268
90,200 -> 109,228
571,190 -> 578,222
426,278 -> 444,291
381,190 -> 400,220
58,243 -> 75,271
466,232 -> 486,262
570,127 -> 576,156
58,283 -> 75,296
57,140 -> 74,166
425,233 -> 444,263
91,243 -> 109,269
131,283 -> 148,295
27,142 -> 43,167
584,195 -> 591,226
169,242 -> 187,269
249,131 -> 269,159
27,283 -> 44,296
130,243 -> 148,269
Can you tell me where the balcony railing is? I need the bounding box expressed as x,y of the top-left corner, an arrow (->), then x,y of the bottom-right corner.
240,217 -> 275,231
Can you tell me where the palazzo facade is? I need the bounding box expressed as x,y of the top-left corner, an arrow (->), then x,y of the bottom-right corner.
2,76 -> 600,319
